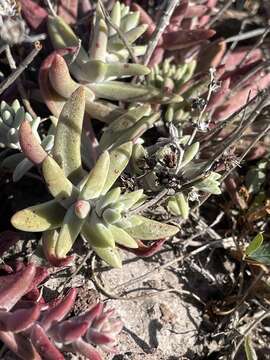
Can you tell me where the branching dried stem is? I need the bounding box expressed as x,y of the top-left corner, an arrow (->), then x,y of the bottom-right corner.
143,0 -> 179,66
0,42 -> 42,96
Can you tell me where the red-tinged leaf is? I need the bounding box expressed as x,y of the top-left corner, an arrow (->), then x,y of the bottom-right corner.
213,72 -> 270,121
75,303 -> 103,325
163,29 -> 215,50
196,40 -> 226,73
50,320 -> 89,343
86,328 -> 114,345
42,230 -> 74,267
92,310 -> 114,331
0,304 -> 41,332
58,0 -> 78,25
72,338 -> 103,360
0,264 -> 36,311
39,49 -> 76,117
121,239 -> 166,257
206,78 -> 230,111
223,60 -> 262,84
19,121 -> 47,165
41,289 -> 77,331
148,47 -> 165,67
0,231 -> 19,257
31,324 -> 64,360
131,3 -> 156,39
169,0 -> 189,30
20,0 -> 48,29
246,145 -> 266,161
0,331 -> 41,360
198,15 -> 211,27
206,0 -> 218,8
222,47 -> 263,71
186,4 -> 208,17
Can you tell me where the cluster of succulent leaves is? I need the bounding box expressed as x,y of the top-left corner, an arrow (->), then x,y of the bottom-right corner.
0,100 -> 54,181
0,263 -> 122,360
11,88 -> 179,268
45,1 -> 182,112
131,126 -> 221,220
5,0 -> 225,269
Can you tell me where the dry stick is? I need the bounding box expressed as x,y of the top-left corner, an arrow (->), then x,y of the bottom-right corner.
98,0 -> 138,64
91,254 -> 185,301
45,0 -> 57,17
198,91 -> 270,177
206,0 -> 235,29
143,0 -> 179,66
5,46 -> 37,118
230,60 -> 270,97
93,258 -> 203,302
0,42 -> 41,96
223,28 -> 269,44
199,88 -> 263,144
112,237 -> 232,293
237,26 -> 270,70
231,308 -> 270,360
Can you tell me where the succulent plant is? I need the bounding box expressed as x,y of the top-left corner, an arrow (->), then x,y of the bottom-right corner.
0,263 -> 123,360
131,126 -> 222,220
40,2 -> 182,119
146,58 -> 197,94
0,99 -> 54,181
48,1 -> 148,63
99,104 -> 160,151
11,87 -> 179,268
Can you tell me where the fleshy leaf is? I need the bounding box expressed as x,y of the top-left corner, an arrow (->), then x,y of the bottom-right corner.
102,142 -> 132,195
55,206 -> 84,258
52,87 -> 85,183
125,215 -> 179,240
92,246 -> 122,268
11,200 -> 65,232
19,121 -> 47,165
42,156 -> 80,208
80,151 -> 110,200
109,225 -> 138,248
246,233 -> 264,257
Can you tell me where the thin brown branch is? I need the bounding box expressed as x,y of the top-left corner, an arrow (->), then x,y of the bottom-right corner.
143,0 -> 179,66
0,42 -> 42,96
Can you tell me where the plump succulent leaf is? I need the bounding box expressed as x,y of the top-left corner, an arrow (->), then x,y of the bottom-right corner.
80,151 -> 110,200
102,142 -> 133,195
55,205 -> 84,258
109,225 -> 138,248
167,192 -> 189,219
52,86 -> 85,183
125,215 -> 179,240
42,156 -> 80,208
11,200 -> 65,232
92,246 -> 122,269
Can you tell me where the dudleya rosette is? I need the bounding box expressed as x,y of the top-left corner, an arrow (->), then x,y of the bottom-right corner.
11,87 -> 179,268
